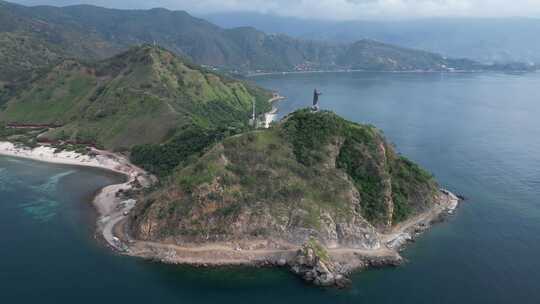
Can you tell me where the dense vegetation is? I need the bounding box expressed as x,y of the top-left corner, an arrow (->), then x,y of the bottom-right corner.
0,45 -> 271,150
283,109 -> 437,225
0,124 -> 41,147
131,125 -> 248,177
130,110 -> 439,246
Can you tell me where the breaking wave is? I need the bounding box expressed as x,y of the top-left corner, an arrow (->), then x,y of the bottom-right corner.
30,170 -> 75,195
19,198 -> 60,222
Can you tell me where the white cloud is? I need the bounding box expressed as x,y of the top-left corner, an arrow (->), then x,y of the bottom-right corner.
11,0 -> 540,20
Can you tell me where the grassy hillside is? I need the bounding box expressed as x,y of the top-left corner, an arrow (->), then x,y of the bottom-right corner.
0,1 -> 119,82
130,110 -> 439,247
0,45 -> 271,150
0,32 -> 63,82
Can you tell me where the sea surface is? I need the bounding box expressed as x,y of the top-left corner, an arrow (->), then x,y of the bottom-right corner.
2,71 -> 540,303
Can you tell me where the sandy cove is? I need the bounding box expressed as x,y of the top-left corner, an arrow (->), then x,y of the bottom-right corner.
0,141 -> 460,273
0,141 -> 153,250
263,95 -> 286,128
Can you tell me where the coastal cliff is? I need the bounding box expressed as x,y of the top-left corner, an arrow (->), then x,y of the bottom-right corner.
127,109 -> 458,286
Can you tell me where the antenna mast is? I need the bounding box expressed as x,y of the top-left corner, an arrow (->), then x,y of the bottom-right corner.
252,99 -> 256,127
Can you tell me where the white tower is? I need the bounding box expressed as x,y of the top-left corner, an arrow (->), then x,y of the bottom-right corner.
252,99 -> 257,127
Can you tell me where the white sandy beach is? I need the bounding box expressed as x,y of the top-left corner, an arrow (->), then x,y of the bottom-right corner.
263,95 -> 286,128
0,141 -> 153,250
264,107 -> 278,128
0,142 -> 130,174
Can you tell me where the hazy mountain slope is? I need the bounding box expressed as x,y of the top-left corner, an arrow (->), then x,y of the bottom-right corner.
0,1 -> 494,78
0,1 -> 119,58
0,32 -> 62,82
336,40 -> 481,71
205,12 -> 540,64
0,0 -> 120,84
0,45 -> 271,149
0,2 -> 341,72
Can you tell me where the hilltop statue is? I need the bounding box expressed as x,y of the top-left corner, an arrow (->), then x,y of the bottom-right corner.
312,89 -> 322,112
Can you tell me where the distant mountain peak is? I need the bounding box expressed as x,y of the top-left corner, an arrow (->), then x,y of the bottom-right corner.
101,44 -> 176,70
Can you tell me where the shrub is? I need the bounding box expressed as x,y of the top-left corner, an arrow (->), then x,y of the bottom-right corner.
130,125 -> 227,177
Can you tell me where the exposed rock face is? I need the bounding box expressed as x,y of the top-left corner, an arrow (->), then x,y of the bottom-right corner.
290,239 -> 351,288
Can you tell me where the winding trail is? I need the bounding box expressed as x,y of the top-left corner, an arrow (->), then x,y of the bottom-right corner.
112,190 -> 458,267
118,234 -> 399,266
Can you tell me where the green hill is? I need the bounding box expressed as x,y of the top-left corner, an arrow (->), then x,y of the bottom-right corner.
0,45 -> 271,150
0,1 -> 119,82
130,110 -> 439,247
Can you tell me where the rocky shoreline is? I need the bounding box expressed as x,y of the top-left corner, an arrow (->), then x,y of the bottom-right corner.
115,189 -> 460,288
288,190 -> 460,287
0,141 -> 461,289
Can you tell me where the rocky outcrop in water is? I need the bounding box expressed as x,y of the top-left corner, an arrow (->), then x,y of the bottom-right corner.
289,239 -> 351,288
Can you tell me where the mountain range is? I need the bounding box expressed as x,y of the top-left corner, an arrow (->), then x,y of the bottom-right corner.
1,0 -> 523,88
204,12 -> 540,65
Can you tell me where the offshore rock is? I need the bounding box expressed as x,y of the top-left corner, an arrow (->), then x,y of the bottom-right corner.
289,239 -> 351,288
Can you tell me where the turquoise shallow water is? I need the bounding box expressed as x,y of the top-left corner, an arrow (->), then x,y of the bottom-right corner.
1,71 -> 540,303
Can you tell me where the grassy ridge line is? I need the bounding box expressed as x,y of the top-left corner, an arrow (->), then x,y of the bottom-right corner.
0,45 -> 272,150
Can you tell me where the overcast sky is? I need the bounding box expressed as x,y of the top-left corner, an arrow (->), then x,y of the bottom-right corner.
11,0 -> 540,20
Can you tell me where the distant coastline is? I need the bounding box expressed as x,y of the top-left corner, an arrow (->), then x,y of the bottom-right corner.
245,68 -> 537,78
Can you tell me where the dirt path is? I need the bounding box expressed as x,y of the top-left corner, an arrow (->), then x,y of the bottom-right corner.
109,190 -> 458,267
119,238 -> 398,266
